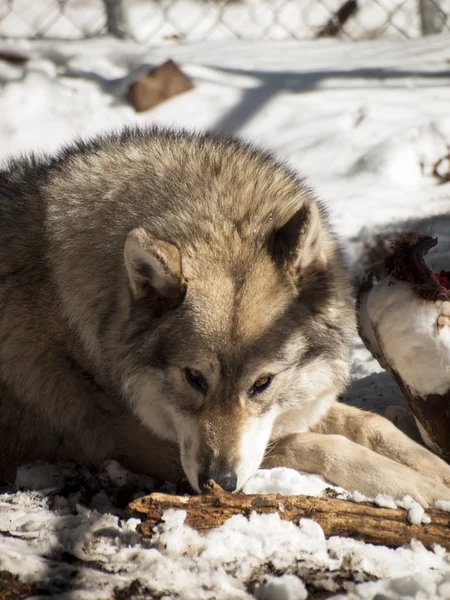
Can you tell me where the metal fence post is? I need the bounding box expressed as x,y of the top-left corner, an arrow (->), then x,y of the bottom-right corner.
103,0 -> 131,39
420,0 -> 446,34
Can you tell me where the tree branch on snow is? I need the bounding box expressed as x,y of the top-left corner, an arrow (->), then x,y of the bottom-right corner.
129,481 -> 450,551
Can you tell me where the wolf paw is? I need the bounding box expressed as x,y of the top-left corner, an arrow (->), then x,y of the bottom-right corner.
404,473 -> 450,508
426,481 -> 450,508
410,448 -> 450,488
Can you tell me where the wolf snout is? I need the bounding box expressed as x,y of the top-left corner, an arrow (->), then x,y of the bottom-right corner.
198,469 -> 238,493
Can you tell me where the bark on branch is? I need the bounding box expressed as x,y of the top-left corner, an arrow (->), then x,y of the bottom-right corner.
128,481 -> 450,551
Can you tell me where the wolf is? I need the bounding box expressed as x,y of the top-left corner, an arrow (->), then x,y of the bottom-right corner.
0,127 -> 449,506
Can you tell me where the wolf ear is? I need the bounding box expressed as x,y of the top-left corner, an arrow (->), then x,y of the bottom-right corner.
270,202 -> 328,279
124,228 -> 186,309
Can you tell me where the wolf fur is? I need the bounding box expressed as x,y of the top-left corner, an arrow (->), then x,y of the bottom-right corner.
0,127 -> 449,506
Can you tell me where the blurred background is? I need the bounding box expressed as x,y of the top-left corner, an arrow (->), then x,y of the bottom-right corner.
0,0 -> 449,42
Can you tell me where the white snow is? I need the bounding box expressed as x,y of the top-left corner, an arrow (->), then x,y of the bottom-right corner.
242,466 -> 345,496
1,463 -> 450,600
105,459 -> 129,487
0,30 -> 450,599
436,500 -> 450,512
397,495 -> 427,525
255,574 -> 308,600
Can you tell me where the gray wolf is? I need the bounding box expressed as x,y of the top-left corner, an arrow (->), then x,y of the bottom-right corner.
0,127 -> 449,506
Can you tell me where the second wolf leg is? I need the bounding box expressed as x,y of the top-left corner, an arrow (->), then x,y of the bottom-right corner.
262,431 -> 450,506
312,402 -> 450,484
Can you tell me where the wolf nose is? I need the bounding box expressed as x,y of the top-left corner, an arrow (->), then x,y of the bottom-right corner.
198,469 -> 238,493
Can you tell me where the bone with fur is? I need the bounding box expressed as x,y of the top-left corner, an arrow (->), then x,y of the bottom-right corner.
0,127 -> 449,507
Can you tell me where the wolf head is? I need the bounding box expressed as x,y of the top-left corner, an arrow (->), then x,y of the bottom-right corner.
116,137 -> 354,491
47,129 -> 353,492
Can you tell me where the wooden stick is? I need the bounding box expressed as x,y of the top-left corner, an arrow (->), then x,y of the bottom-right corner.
128,481 -> 450,550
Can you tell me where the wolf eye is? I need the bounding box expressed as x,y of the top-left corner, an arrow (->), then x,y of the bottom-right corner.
184,368 -> 208,394
249,374 -> 273,397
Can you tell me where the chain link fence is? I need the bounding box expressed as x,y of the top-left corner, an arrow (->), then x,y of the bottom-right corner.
0,0 -> 449,42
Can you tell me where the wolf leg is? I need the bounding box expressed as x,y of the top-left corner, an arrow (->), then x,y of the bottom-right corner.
312,402 -> 450,484
262,431 -> 450,506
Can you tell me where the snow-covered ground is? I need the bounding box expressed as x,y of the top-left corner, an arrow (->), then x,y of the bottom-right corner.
0,32 -> 449,599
